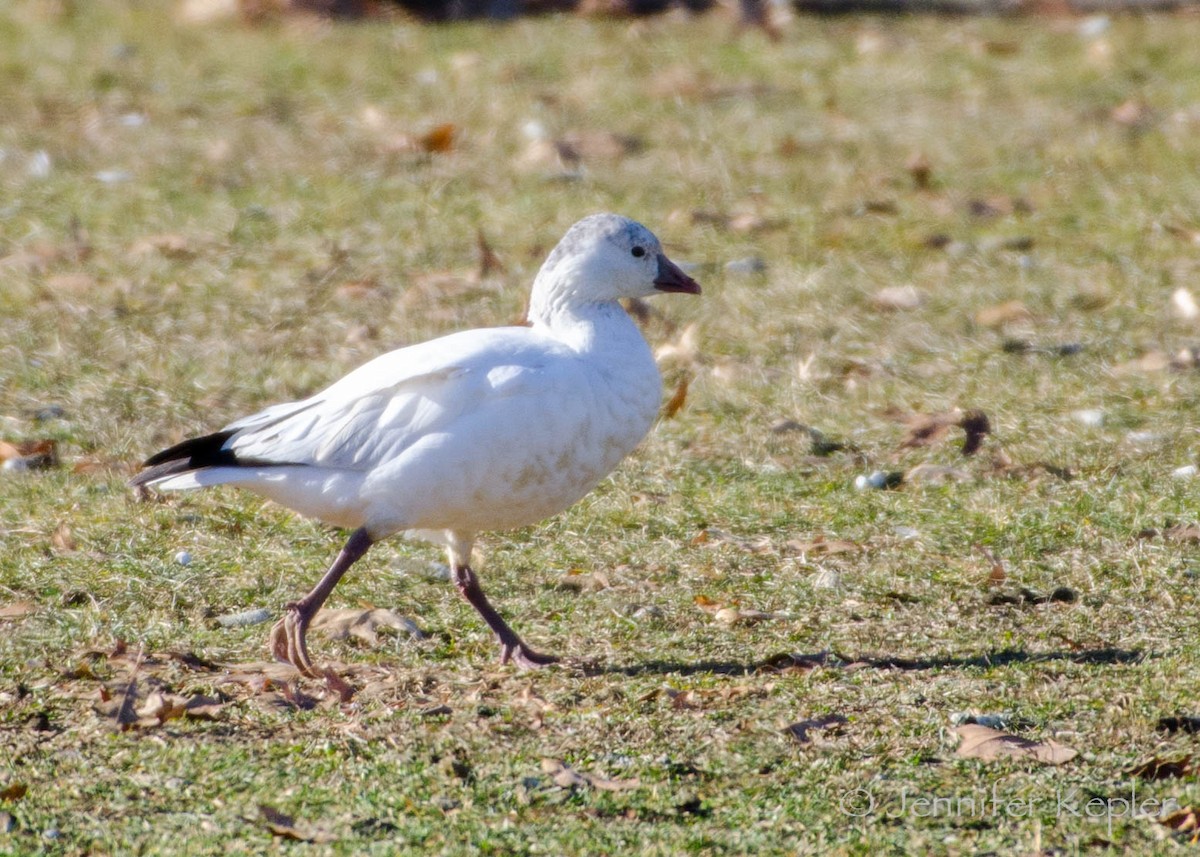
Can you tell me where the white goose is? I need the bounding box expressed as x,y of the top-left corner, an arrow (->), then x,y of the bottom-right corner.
132,214 -> 700,675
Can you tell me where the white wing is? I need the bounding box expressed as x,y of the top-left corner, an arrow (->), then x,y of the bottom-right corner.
222,326 -> 571,472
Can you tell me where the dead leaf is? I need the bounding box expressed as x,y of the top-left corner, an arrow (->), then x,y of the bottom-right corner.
977,543 -> 1006,584
50,523 -> 77,554
954,724 -> 1077,765
540,758 -> 639,792
419,123 -> 456,153
556,571 -> 610,593
906,151 -> 931,189
259,805 -> 336,843
0,783 -> 27,801
310,607 -> 424,646
662,374 -> 689,419
129,233 -> 195,259
897,408 -> 990,455
0,601 -> 36,621
1158,715 -> 1200,735
975,300 -> 1032,328
785,535 -> 860,556
1159,805 -> 1200,836
43,272 -> 97,296
476,229 -> 503,278
0,439 -> 58,470
1126,755 -> 1195,781
784,714 -> 848,744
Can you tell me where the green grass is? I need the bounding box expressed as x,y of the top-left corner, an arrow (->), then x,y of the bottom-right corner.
4,1 -> 1200,853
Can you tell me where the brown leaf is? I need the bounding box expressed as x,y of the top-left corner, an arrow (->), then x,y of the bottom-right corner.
50,523 -> 77,554
662,373 -> 689,420
1159,806 -> 1200,835
784,714 -> 848,744
540,758 -> 639,792
556,570 -> 610,593
310,607 -> 424,647
785,535 -> 860,556
974,300 -> 1032,328
906,151 -> 932,189
954,724 -> 1077,765
0,439 -> 58,470
129,233 -> 195,259
259,805 -> 336,843
0,783 -> 27,801
897,409 -> 989,456
419,123 -> 456,153
476,228 -> 503,278
43,272 -> 97,296
1126,755 -> 1196,781
0,601 -> 36,621
976,543 -> 1006,584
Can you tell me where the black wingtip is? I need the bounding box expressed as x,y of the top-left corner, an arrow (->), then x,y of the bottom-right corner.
130,429 -> 241,487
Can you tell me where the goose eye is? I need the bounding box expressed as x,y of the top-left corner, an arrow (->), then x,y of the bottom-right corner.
631,246 -> 646,258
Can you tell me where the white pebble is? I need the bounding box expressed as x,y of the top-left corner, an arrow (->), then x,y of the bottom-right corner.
1172,465 -> 1198,479
1071,409 -> 1105,427
27,150 -> 52,178
174,550 -> 192,566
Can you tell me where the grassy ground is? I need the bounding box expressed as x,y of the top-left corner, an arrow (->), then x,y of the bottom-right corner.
3,1 -> 1200,853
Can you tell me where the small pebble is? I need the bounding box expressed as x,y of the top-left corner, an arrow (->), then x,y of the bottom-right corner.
95,170 -> 132,184
174,550 -> 192,566
854,470 -> 902,490
1172,465 -> 1198,479
893,525 -> 921,540
1071,409 -> 1104,427
27,150 -> 51,178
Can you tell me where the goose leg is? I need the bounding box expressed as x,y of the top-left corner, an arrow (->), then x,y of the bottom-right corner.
452,564 -> 558,669
269,527 -> 374,676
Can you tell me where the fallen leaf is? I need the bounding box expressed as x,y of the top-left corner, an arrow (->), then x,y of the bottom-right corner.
50,523 -> 77,554
784,713 -> 848,744
975,300 -> 1032,328
0,439 -> 58,470
43,272 -> 97,296
259,805 -> 336,843
897,408 -> 990,455
954,724 -> 1077,765
129,233 -> 195,259
556,571 -> 610,593
906,151 -> 931,189
1159,805 -> 1200,836
662,373 -> 689,419
977,543 -> 1007,584
785,535 -> 860,556
419,123 -> 456,153
540,758 -> 639,792
0,783 -> 27,801
311,607 -> 425,646
0,601 -> 36,620
1126,755 -> 1196,780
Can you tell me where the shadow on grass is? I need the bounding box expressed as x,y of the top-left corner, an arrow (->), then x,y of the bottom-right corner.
590,647 -> 1146,678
